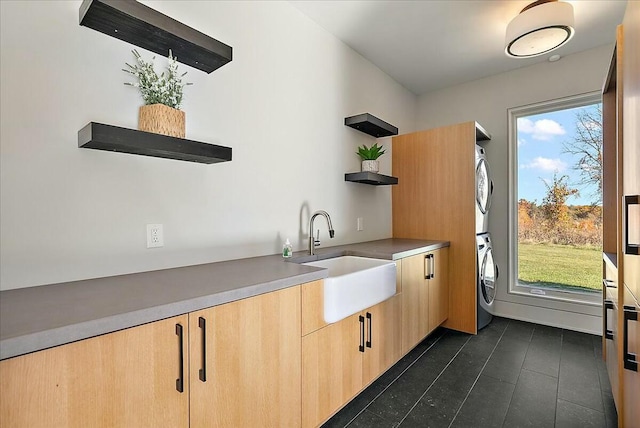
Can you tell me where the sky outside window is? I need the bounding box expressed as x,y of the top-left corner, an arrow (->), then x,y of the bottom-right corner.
518,104 -> 601,206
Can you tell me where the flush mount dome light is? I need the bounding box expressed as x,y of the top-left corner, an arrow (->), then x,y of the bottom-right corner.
505,0 -> 575,58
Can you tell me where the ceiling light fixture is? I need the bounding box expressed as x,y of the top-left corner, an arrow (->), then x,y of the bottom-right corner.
505,0 -> 575,58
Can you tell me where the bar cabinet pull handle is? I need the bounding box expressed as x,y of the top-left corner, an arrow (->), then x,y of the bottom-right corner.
430,254 -> 435,279
175,323 -> 184,393
623,306 -> 638,371
366,312 -> 372,348
359,315 -> 365,353
424,254 -> 430,279
604,300 -> 614,340
198,316 -> 207,382
624,195 -> 639,255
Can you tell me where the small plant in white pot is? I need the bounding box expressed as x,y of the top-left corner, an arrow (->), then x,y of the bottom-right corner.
356,143 -> 386,173
123,49 -> 192,138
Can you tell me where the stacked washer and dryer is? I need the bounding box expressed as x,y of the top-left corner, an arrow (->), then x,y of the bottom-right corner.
475,145 -> 498,330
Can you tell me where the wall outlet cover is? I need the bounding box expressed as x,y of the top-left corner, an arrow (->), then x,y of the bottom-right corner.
146,224 -> 164,248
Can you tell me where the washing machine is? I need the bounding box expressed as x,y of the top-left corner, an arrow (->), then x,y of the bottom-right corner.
475,145 -> 493,234
477,233 -> 498,330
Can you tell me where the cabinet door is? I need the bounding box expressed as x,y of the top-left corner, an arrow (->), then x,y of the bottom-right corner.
429,248 -> 450,332
189,286 -> 301,428
302,313 -> 362,428
0,315 -> 189,428
622,289 -> 639,427
401,253 -> 428,353
622,0 -> 639,303
402,252 -> 432,353
363,295 -> 402,386
605,296 -> 620,406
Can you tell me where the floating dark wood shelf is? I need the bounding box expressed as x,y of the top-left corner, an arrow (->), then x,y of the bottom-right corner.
345,172 -> 398,186
475,122 -> 491,141
78,122 -> 232,164
345,113 -> 398,138
79,0 -> 232,73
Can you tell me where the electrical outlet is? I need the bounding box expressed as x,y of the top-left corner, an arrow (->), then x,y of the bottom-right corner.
357,217 -> 364,231
146,224 -> 164,248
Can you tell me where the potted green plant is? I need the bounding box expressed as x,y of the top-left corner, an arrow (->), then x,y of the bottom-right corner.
356,143 -> 386,173
123,49 -> 192,138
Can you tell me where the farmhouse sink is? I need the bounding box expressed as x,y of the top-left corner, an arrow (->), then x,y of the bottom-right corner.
303,256 -> 396,323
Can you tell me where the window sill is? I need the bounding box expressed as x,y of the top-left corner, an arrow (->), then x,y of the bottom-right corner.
509,283 -> 601,307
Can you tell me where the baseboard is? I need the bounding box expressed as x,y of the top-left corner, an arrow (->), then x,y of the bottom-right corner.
493,299 -> 602,335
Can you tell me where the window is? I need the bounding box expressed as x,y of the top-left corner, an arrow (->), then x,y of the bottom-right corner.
508,92 -> 602,304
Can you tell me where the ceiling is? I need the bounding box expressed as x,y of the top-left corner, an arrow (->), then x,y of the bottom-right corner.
290,0 -> 627,95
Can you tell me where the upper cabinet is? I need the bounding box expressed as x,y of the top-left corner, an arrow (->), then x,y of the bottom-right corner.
79,0 -> 232,73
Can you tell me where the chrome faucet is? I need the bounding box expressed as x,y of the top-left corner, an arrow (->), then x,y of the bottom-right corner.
308,210 -> 335,255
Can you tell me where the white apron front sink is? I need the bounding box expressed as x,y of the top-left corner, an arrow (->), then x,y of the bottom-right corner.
303,256 -> 396,323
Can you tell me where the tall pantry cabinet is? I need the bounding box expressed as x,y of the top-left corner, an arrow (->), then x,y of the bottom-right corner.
392,121 -> 487,335
602,2 -> 640,427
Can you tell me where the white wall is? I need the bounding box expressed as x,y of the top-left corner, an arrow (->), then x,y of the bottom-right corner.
0,1 -> 416,290
415,45 -> 613,333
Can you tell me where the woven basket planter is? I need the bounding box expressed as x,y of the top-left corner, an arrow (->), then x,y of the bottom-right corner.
138,104 -> 185,138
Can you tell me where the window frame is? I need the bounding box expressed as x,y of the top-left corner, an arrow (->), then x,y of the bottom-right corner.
507,91 -> 602,306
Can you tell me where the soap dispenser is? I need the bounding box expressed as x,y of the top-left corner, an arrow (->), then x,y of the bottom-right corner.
283,239 -> 293,258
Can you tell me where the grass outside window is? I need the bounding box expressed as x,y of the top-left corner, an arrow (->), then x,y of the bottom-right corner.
518,243 -> 601,293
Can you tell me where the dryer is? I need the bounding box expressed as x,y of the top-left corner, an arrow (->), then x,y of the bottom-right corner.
475,145 -> 493,234
477,233 -> 498,330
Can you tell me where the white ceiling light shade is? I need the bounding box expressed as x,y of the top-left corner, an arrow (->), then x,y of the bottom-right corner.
505,0 -> 575,58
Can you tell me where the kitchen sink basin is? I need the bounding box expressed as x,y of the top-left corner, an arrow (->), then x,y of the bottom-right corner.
303,256 -> 396,323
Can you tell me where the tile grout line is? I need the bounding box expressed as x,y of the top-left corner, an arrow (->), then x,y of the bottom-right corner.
592,335 -> 608,416
557,398 -> 607,416
554,329 -> 565,427
553,330 -> 609,420
395,334 -> 474,427
446,323 -> 512,428
341,329 -> 448,428
500,323 -> 539,428
556,335 -> 609,418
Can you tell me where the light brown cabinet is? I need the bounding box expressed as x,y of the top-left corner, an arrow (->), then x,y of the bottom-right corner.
0,315 -> 190,428
302,293 -> 401,428
0,286 -> 301,428
363,295 -> 402,385
429,248 -> 450,332
393,123 -> 483,334
620,1 -> 640,421
401,248 -> 449,354
603,257 -> 620,405
1,251 -> 445,428
302,311 -> 363,428
602,3 -> 640,426
189,285 -> 301,428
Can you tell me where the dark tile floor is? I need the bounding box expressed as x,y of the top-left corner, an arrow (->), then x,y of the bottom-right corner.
322,317 -> 616,428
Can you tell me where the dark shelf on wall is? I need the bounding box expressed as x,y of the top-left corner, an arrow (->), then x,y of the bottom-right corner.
79,0 -> 232,73
475,122 -> 491,141
345,113 -> 398,138
78,122 -> 232,164
345,172 -> 398,186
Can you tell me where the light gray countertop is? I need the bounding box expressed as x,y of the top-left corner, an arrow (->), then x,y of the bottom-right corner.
0,238 -> 448,360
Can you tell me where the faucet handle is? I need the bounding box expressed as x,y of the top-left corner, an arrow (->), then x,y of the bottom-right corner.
314,229 -> 321,247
